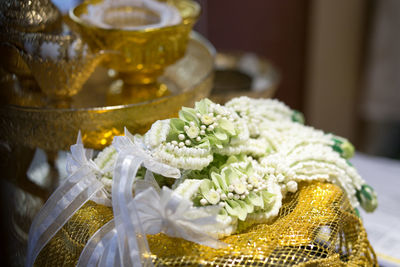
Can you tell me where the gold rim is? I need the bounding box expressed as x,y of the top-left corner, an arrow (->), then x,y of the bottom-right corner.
69,0 -> 200,33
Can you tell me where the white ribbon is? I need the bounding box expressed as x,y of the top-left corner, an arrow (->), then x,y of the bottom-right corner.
26,132 -> 105,267
134,170 -> 161,195
79,183 -> 225,267
134,186 -> 226,249
66,133 -> 112,207
111,128 -> 181,266
29,129 -> 225,266
77,219 -> 118,267
77,128 -> 180,266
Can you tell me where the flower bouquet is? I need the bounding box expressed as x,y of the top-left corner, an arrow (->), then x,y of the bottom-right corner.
27,97 -> 378,266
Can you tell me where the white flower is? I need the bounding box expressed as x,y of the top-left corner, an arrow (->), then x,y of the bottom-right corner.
186,124 -> 199,139
206,189 -> 221,205
233,182 -> 246,195
201,114 -> 214,125
93,146 -> 117,180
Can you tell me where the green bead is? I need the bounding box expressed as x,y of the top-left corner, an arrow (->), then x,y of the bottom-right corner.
354,208 -> 361,218
356,184 -> 378,212
291,110 -> 305,124
341,141 -> 355,159
331,136 -> 355,159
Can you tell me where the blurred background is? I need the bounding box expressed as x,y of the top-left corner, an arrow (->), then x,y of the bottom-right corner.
51,0 -> 400,159
193,0 -> 400,160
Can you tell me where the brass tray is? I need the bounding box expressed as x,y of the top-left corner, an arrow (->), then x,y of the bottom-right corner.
210,51 -> 280,104
0,34 -> 215,151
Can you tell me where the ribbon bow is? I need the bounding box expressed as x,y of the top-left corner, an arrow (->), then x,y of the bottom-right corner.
112,128 -> 181,178
135,186 -> 226,249
79,129 -> 224,266
110,128 -> 181,266
79,185 -> 226,267
29,129 -> 225,267
66,132 -> 100,174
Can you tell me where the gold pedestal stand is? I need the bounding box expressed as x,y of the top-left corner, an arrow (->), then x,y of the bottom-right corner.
1,35 -> 214,152
0,3 -> 212,263
0,0 -> 208,198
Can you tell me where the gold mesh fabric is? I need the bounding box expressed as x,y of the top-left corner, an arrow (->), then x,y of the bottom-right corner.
35,181 -> 377,266
34,201 -> 114,267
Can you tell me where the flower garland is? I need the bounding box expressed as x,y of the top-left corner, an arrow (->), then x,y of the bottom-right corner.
27,97 -> 378,267
92,97 -> 377,239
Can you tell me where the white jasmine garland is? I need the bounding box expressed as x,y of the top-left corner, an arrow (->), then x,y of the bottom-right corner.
92,97 -> 376,239
173,179 -> 204,200
215,137 -> 271,156
152,144 -> 213,170
144,119 -> 170,149
93,146 -> 117,180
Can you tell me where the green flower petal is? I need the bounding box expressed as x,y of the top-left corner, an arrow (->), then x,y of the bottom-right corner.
332,136 -> 355,159
214,129 -> 228,141
179,107 -> 199,125
248,191 -> 264,208
226,199 -> 247,221
200,179 -> 212,193
167,118 -> 184,141
261,191 -> 275,209
195,99 -> 211,114
219,119 -> 236,135
170,118 -> 185,131
211,172 -> 228,191
238,199 -> 254,214
206,135 -> 223,149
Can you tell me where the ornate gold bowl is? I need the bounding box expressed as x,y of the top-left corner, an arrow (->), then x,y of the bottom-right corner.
69,0 -> 200,102
20,32 -> 105,100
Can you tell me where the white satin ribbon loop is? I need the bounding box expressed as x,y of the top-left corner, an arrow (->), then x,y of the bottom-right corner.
108,129 -> 180,266
77,219 -> 118,267
26,168 -> 103,267
90,188 -> 112,207
112,151 -> 150,266
135,170 -> 161,195
26,134 -> 106,267
134,186 -> 227,249
66,132 -> 102,175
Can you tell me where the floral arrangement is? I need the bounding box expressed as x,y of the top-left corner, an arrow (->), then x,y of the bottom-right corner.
26,97 -> 377,266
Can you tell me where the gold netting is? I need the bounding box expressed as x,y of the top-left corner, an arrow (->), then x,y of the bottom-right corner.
35,181 -> 377,266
